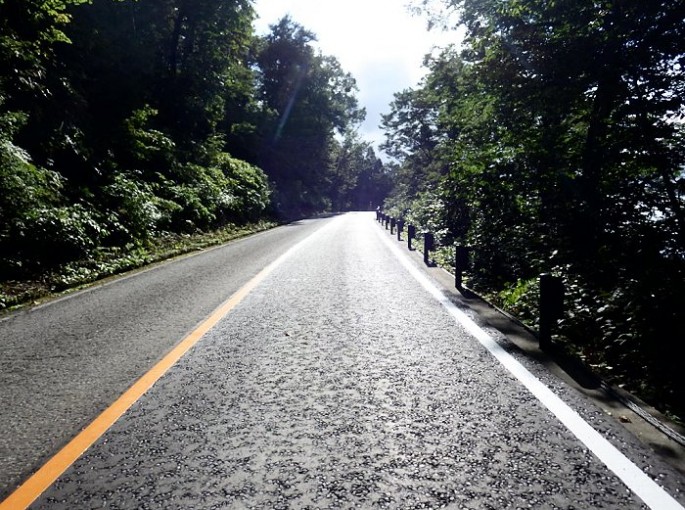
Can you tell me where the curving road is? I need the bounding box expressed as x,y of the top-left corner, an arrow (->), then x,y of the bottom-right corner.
1,212 -> 684,509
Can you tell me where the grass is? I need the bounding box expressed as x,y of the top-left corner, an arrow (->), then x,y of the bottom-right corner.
0,220 -> 278,313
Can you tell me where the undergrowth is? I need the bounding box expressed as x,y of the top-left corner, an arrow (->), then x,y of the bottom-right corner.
0,220 -> 277,312
416,240 -> 684,427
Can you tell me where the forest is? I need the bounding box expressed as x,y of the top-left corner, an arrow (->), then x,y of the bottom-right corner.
0,0 -> 390,305
383,0 -> 684,422
1,1 -> 684,422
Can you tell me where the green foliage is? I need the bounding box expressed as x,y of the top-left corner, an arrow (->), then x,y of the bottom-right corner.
0,0 -> 276,271
0,0 -> 89,100
496,277 -> 539,324
215,153 -> 272,222
103,173 -> 179,243
160,163 -> 227,232
390,0 -> 685,419
0,139 -> 63,225
0,108 -> 83,275
255,16 -> 368,219
329,133 -> 390,211
8,204 -> 104,271
122,106 -> 176,169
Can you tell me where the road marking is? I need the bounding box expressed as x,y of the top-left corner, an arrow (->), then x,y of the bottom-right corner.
0,217 -> 339,510
377,224 -> 685,510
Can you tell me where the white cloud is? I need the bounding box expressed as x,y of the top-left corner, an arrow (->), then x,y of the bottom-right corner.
253,0 -> 461,157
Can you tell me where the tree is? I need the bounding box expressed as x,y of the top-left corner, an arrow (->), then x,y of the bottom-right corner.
433,0 -> 685,270
157,0 -> 256,153
329,133 -> 390,211
0,0 -> 104,274
44,0 -> 258,170
393,0 -> 685,417
255,17 -> 365,218
381,47 -> 470,243
0,0 -> 89,106
0,0 -> 273,274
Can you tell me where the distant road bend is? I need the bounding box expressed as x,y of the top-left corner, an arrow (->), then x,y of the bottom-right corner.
0,212 -> 683,509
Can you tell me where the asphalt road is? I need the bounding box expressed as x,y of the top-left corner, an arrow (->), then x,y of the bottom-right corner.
1,212 -> 684,509
0,218 -> 329,501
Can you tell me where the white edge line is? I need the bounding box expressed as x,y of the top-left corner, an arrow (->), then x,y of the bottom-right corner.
376,224 -> 684,510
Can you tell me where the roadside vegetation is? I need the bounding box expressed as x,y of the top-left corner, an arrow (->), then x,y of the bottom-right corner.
1,1 -> 390,310
383,0 -> 685,424
0,220 -> 276,312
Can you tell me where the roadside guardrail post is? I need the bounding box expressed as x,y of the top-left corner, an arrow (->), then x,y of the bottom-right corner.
455,246 -> 469,290
539,273 -> 564,350
407,225 -> 416,250
390,217 -> 396,235
397,220 -> 404,241
424,232 -> 435,266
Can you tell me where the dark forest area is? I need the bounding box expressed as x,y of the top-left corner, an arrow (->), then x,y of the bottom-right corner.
383,0 -> 685,422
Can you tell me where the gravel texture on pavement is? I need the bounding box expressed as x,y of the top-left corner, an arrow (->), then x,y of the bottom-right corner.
0,220 -> 328,500
23,213 -> 685,509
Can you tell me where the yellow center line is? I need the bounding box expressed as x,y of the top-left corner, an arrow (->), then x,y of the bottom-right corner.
0,248 -> 288,510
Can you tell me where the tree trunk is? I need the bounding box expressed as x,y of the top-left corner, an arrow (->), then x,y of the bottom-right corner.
168,2 -> 188,77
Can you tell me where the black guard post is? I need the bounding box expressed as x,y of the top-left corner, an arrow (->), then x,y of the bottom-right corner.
424,232 -> 435,266
407,225 -> 416,250
539,273 -> 564,350
390,217 -> 396,235
455,246 -> 469,290
397,219 -> 404,241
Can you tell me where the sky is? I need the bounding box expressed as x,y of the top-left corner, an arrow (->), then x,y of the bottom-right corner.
252,0 -> 462,158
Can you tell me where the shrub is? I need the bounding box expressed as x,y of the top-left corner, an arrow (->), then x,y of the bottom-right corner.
215,153 -> 271,223
103,172 -> 180,243
9,204 -> 105,271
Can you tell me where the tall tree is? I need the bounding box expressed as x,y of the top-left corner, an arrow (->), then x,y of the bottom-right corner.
329,133 -> 390,211
255,17 -> 365,218
0,0 -> 273,275
437,0 -> 685,269
45,0 -> 258,171
158,0 -> 256,152
0,0 -> 89,108
391,0 -> 685,416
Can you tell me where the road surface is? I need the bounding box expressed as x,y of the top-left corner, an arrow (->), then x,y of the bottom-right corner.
1,212 -> 683,509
